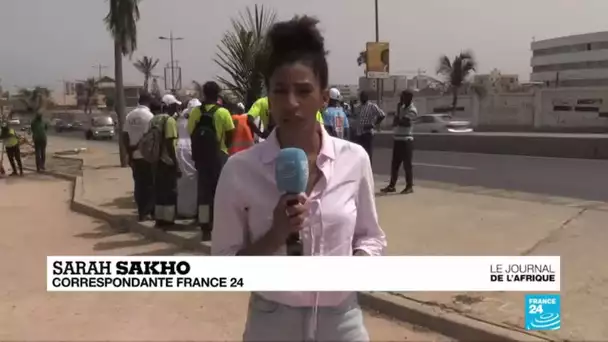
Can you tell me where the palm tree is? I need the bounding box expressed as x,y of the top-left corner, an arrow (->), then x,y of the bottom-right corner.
150,77 -> 162,98
357,50 -> 367,75
19,87 -> 51,113
214,5 -> 276,110
82,77 -> 99,114
437,51 -> 476,114
133,56 -> 159,92
104,0 -> 141,167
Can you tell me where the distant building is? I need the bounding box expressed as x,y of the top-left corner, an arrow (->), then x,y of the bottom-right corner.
531,31 -> 608,87
358,76 -> 409,100
75,76 -> 141,110
474,68 -> 519,93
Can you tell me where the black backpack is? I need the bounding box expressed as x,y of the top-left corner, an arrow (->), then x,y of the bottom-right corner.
191,105 -> 220,165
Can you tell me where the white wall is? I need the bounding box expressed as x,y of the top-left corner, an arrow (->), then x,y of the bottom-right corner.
478,94 -> 534,126
538,87 -> 608,128
412,87 -> 608,130
413,95 -> 474,119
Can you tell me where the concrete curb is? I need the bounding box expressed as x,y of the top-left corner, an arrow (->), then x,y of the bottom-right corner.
38,166 -> 554,342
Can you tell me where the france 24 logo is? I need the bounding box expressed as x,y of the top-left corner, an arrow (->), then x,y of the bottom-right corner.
525,294 -> 561,331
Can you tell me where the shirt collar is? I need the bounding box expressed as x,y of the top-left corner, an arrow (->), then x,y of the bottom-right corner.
260,126 -> 336,164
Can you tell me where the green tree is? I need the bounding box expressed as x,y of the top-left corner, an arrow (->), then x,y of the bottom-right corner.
133,56 -> 160,92
19,87 -> 51,113
437,51 -> 477,114
104,0 -> 140,167
214,5 -> 276,110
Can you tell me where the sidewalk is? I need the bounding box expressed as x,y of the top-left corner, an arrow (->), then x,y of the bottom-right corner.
1,176 -> 448,341
31,143 -> 608,341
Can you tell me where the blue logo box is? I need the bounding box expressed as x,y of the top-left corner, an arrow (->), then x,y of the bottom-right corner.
525,294 -> 561,331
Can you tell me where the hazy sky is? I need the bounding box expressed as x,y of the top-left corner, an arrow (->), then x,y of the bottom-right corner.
2,0 -> 608,94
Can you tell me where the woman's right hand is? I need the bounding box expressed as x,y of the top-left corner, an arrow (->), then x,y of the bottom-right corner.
271,193 -> 308,240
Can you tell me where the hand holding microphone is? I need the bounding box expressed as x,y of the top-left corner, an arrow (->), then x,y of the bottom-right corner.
275,148 -> 309,256
271,193 -> 308,238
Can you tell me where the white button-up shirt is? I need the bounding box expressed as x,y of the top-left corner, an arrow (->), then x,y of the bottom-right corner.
212,128 -> 386,307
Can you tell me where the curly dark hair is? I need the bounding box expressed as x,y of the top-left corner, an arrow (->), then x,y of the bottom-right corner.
264,15 -> 328,89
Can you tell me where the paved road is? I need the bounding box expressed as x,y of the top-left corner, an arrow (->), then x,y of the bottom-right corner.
372,148 -> 608,202
0,175 -> 451,341
48,131 -> 608,202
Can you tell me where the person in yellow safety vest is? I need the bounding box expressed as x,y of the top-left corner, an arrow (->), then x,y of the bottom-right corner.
0,122 -> 24,176
229,103 -> 255,155
246,96 -> 324,140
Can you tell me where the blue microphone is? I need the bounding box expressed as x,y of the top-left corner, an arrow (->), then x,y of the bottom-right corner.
275,148 -> 309,256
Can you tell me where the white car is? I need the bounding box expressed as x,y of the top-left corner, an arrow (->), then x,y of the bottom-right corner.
415,114 -> 473,133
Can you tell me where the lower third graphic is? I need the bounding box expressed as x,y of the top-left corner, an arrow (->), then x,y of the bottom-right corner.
525,294 -> 561,331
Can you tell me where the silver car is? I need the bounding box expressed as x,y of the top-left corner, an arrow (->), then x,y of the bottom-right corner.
415,114 -> 473,133
85,116 -> 115,140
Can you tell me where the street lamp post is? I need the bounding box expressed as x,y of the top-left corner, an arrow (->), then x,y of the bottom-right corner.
374,0 -> 382,106
92,64 -> 108,79
159,31 -> 184,93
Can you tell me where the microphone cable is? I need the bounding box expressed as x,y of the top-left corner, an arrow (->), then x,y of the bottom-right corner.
306,201 -> 320,342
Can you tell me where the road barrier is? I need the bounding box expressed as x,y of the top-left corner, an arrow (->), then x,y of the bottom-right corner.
374,132 -> 608,159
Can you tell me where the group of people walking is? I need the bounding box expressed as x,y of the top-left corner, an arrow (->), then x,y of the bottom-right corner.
123,82 -> 250,241
123,73 -> 418,243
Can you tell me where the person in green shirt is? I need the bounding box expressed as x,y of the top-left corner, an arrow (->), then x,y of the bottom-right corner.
187,81 -> 235,241
30,113 -> 48,172
152,94 -> 182,227
1,123 -> 23,176
246,96 -> 324,140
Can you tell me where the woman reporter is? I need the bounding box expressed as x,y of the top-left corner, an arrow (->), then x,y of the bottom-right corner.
211,15 -> 386,342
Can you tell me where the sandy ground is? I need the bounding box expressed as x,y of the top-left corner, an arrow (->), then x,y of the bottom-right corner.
0,174 -> 452,342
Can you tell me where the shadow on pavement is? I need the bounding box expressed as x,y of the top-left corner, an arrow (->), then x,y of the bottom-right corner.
93,238 -> 154,252
74,222 -> 126,240
100,195 -> 136,210
130,246 -> 193,256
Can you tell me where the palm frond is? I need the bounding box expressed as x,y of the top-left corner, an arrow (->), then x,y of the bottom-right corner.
214,4 -> 276,107
104,0 -> 141,57
437,51 -> 476,87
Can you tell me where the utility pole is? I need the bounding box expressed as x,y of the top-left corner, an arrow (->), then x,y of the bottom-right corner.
159,31 -> 184,93
374,0 -> 382,107
92,64 -> 108,79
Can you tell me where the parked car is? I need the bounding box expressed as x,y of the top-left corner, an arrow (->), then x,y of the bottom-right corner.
415,114 -> 473,133
70,121 -> 84,131
55,119 -> 75,133
85,116 -> 115,140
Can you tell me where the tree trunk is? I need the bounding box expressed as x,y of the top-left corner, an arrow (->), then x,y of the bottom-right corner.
451,86 -> 459,116
114,40 -> 128,167
143,75 -> 149,93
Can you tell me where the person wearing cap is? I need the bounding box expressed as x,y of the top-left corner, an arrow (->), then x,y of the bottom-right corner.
175,98 -> 201,218
123,92 -> 155,221
151,94 -> 181,227
229,102 -> 254,156
323,88 -> 350,140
